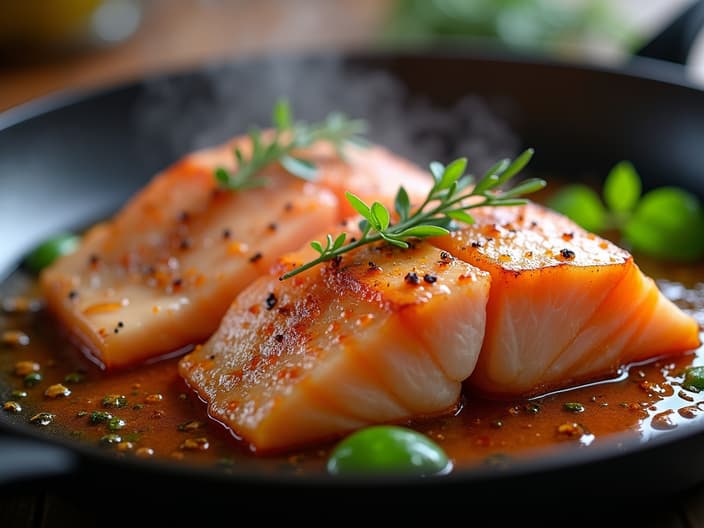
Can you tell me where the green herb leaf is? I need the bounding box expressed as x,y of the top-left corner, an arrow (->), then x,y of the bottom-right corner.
496,148 -> 534,186
280,148 -> 542,280
280,155 -> 318,181
273,99 -> 292,130
547,184 -> 608,233
623,187 -> 704,261
603,161 -> 641,213
396,225 -> 450,238
24,233 -> 81,273
394,186 -> 411,221
437,158 -> 467,191
216,101 -> 367,191
310,241 -> 324,254
346,192 -> 372,220
371,202 -> 391,231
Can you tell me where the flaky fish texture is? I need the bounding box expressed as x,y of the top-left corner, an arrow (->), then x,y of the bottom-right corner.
179,239 -> 490,452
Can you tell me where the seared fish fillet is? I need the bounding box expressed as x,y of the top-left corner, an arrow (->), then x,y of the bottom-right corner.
179,240 -> 490,452
41,137 -> 430,369
432,202 -> 701,397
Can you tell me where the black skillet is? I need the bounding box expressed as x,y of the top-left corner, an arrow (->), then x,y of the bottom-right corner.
1,1 -> 704,517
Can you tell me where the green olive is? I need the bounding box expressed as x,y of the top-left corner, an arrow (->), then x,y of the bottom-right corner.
326,425 -> 451,477
24,233 -> 80,273
683,366 -> 704,392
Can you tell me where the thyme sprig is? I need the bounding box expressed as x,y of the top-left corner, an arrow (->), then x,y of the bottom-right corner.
215,99 -> 367,190
281,148 -> 545,279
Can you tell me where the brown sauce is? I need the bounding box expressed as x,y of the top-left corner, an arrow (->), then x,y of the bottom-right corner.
1,253 -> 703,477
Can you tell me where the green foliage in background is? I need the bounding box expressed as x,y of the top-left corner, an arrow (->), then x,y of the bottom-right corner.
384,0 -> 640,56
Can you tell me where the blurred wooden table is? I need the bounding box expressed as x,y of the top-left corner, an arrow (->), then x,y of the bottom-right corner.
0,0 -> 389,113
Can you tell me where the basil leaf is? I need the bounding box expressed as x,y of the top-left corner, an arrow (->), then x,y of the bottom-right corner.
603,161 -> 641,213
547,184 -> 608,233
623,187 -> 704,261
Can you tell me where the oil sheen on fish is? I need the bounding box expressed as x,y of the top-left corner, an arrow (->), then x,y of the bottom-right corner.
179,238 -> 490,452
432,202 -> 701,397
40,137 -> 430,369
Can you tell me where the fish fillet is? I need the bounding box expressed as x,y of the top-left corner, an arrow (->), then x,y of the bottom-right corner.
40,137 -> 430,369
432,202 -> 701,397
179,239 -> 490,452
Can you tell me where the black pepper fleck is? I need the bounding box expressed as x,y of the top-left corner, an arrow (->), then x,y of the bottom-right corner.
368,261 -> 381,272
423,274 -> 437,284
268,223 -> 278,231
222,228 -> 232,240
560,248 -> 576,260
274,335 -> 284,343
265,293 -> 277,310
249,252 -> 263,263
404,272 -> 420,285
68,290 -> 78,301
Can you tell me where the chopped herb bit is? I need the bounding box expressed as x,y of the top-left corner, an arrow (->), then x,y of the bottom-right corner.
3,401 -> 22,413
107,417 -> 126,431
123,432 -> 142,443
177,420 -> 205,432
563,402 -> 585,413
215,99 -> 367,191
63,372 -> 85,384
102,394 -> 128,408
100,434 -> 123,446
89,411 -> 113,424
30,412 -> 55,426
11,390 -> 28,399
281,150 -> 543,279
76,410 -> 88,417
24,372 -> 42,387
132,403 -> 144,410
524,402 -> 541,414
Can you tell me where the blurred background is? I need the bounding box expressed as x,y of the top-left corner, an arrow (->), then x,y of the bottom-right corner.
1,0 -> 703,113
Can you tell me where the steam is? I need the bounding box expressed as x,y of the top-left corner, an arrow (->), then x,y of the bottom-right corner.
133,55 -> 518,175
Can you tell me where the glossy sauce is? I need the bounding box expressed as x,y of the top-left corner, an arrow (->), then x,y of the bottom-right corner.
1,256 -> 703,476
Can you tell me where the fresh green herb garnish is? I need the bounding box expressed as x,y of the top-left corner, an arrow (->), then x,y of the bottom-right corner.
563,402 -> 585,413
215,99 -> 366,191
548,161 -> 704,261
281,148 -> 544,280
24,233 -> 80,273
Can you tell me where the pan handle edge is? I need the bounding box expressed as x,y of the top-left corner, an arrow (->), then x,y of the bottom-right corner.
0,436 -> 78,486
634,0 -> 704,65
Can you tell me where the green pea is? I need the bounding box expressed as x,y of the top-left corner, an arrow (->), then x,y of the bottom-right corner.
683,366 -> 704,392
24,234 -> 80,273
326,425 -> 451,477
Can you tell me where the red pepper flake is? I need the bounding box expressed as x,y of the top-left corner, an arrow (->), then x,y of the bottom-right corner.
249,252 -> 263,263
423,274 -> 437,284
265,293 -> 277,310
559,248 -> 576,260
179,239 -> 192,251
404,272 -> 420,285
172,278 -> 183,289
274,334 -> 284,343
331,256 -> 342,268
562,232 -> 574,241
88,254 -> 100,269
